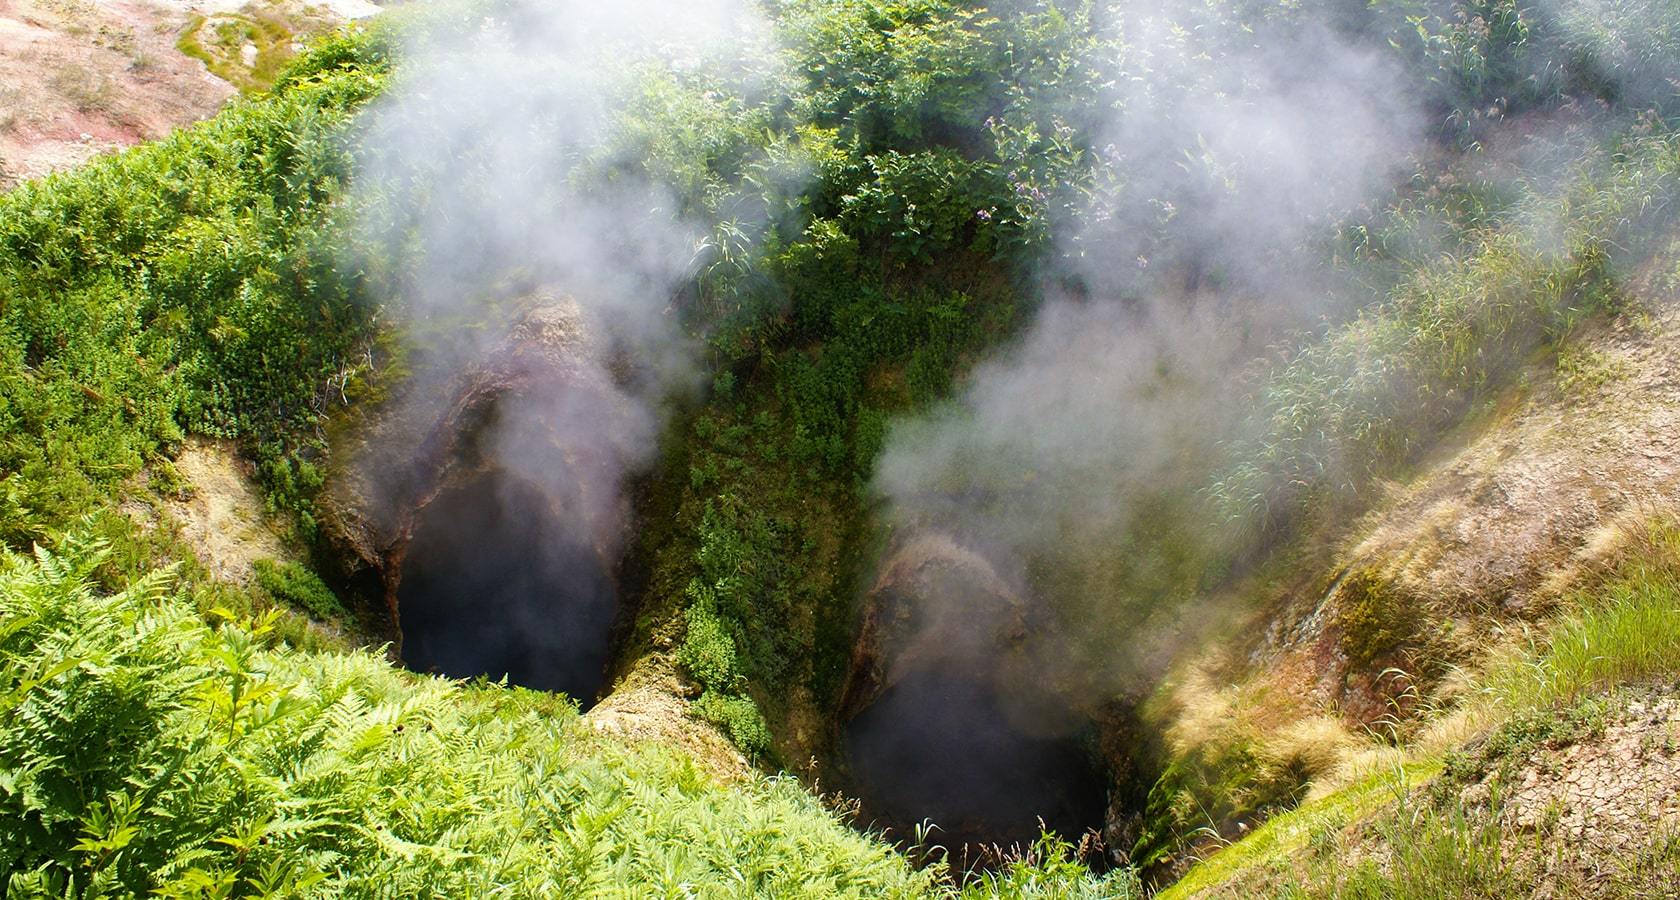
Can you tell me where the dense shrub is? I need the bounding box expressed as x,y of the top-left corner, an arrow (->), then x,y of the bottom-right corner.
0,35 -> 392,544
0,534 -> 936,896
251,558 -> 344,621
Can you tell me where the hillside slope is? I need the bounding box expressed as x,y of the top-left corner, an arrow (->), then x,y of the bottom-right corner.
0,0 -> 372,188
1153,277 -> 1680,893
5,0 -> 1680,896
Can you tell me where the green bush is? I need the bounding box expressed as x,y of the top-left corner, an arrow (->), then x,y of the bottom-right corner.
693,691 -> 773,757
0,33 -> 390,546
841,150 -> 998,262
251,558 -> 344,621
0,533 -> 937,896
678,599 -> 739,694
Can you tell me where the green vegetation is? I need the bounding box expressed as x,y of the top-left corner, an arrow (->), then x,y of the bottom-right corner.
1484,516 -> 1680,711
251,558 -> 344,621
177,6 -> 333,95
1155,760 -> 1447,899
624,0 -> 1099,759
0,3 -> 1122,891
1333,569 -> 1421,669
0,532 -> 938,897
5,0 -> 1680,893
0,29 -> 391,548
1217,205 -> 1623,529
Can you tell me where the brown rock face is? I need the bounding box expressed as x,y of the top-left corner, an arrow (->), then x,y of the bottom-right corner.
839,531 -> 1027,718
838,531 -> 1108,864
320,298 -> 638,701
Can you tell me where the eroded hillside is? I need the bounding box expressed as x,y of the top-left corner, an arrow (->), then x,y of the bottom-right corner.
0,0 -> 374,187
3,0 -> 1680,896
1148,270 -> 1680,891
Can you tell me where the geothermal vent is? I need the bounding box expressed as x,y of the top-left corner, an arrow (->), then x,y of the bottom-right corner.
323,299 -> 640,706
840,533 -> 1107,864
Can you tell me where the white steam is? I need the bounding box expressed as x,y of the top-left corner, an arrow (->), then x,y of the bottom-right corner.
347,0 -> 785,652
872,1 -> 1428,692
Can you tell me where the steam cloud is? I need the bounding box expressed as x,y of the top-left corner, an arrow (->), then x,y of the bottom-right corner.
872,2 -> 1428,698
872,0 -> 1680,705
347,0 -> 783,692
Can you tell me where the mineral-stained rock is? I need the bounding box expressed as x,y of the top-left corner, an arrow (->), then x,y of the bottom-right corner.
319,296 -> 634,667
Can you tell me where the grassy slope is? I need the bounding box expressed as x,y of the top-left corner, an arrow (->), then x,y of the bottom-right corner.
0,12 -> 1124,898
0,532 -> 938,897
0,31 -> 390,549
1164,519 -> 1680,896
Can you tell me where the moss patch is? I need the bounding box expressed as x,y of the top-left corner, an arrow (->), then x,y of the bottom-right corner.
1333,567 -> 1421,669
177,5 -> 331,94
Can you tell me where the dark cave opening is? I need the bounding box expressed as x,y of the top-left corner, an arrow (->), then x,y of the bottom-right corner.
842,661 -> 1108,867
397,469 -> 616,706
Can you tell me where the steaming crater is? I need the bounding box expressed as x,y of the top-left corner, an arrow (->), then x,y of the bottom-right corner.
321,299 -> 644,708
844,662 -> 1106,860
397,469 -> 615,700
840,533 -> 1107,864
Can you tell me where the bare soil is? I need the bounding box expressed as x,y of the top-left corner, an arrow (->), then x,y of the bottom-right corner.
586,655 -> 752,782
1465,693 -> 1680,867
1255,293 -> 1680,727
164,436 -> 294,583
0,0 -> 376,189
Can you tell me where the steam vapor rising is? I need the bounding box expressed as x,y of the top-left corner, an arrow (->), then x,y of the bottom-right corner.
347,0 -> 781,689
874,0 -> 1680,704
872,1 -> 1428,698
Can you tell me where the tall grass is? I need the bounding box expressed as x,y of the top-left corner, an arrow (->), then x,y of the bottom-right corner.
1486,517 -> 1680,711
1215,126 -> 1680,532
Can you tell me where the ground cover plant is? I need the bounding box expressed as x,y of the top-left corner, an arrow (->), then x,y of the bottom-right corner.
2,0 -> 1680,895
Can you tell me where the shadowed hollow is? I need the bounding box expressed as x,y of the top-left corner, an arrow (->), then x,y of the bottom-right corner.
843,662 -> 1106,862
397,470 -> 615,705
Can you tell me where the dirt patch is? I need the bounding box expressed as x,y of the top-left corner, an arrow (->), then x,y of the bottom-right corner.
1464,693 -> 1680,864
0,0 -> 375,189
586,654 -> 751,782
0,0 -> 232,185
164,437 -> 294,583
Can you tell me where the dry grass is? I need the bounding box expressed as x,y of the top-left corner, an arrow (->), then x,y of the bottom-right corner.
1169,510 -> 1680,896
47,57 -> 118,113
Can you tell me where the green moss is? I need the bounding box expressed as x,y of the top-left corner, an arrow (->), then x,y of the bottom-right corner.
693,691 -> 772,757
1130,734 -> 1316,873
176,8 -> 329,95
252,558 -> 345,621
1333,568 -> 1419,668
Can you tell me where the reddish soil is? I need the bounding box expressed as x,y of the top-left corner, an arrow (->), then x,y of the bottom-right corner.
0,0 -> 376,189
0,0 -> 234,186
